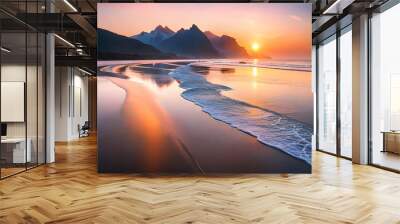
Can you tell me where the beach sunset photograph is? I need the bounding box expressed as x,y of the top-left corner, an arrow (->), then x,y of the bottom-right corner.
97,3 -> 313,173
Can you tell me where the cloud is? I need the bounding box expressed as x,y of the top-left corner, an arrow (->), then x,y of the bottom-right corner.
290,15 -> 302,22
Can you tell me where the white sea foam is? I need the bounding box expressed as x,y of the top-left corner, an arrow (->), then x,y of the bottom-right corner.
169,65 -> 312,164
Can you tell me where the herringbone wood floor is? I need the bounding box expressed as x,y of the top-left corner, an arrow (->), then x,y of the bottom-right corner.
1,135 -> 400,224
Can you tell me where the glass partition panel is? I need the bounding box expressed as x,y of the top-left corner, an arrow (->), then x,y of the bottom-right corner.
0,1 -> 46,179
27,31 -> 38,169
317,36 -> 337,154
339,27 -> 352,158
1,31 -> 27,178
371,3 -> 400,171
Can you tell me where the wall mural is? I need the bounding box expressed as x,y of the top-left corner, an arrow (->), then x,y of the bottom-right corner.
97,3 -> 313,173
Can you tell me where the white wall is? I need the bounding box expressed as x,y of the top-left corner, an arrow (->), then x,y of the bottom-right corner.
71,73 -> 89,138
55,67 -> 89,141
1,65 -> 26,140
55,66 -> 70,141
1,64 -> 37,138
1,63 -> 46,164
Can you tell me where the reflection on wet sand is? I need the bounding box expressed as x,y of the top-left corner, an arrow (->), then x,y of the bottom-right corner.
100,73 -> 202,173
126,65 -> 175,87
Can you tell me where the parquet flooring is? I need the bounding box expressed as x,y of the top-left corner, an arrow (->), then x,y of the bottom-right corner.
1,134 -> 400,223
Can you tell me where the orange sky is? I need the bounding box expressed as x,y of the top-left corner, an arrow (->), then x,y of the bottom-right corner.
98,3 -> 311,60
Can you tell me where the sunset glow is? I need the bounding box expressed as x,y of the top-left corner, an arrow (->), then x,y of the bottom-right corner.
251,42 -> 260,52
98,3 -> 311,60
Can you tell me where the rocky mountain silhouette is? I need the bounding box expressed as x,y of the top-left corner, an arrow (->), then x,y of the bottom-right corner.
131,25 -> 175,48
204,31 -> 248,58
98,28 -> 175,60
158,24 -> 220,58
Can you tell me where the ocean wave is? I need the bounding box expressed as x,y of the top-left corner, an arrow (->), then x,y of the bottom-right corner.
169,65 -> 312,164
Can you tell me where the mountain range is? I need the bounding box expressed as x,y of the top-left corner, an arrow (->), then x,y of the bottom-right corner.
97,28 -> 175,60
131,25 -> 175,48
157,24 -> 220,58
98,24 -> 250,60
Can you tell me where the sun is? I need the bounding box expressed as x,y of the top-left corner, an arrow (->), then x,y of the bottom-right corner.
251,42 -> 260,52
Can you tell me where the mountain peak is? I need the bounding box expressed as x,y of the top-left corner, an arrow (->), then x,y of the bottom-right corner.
164,26 -> 174,33
152,25 -> 174,35
190,24 -> 201,32
220,35 -> 235,41
204,31 -> 215,35
204,31 -> 219,40
132,25 -> 175,47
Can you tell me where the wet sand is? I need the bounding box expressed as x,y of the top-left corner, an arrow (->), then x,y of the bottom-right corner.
98,75 -> 201,173
98,64 -> 310,173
